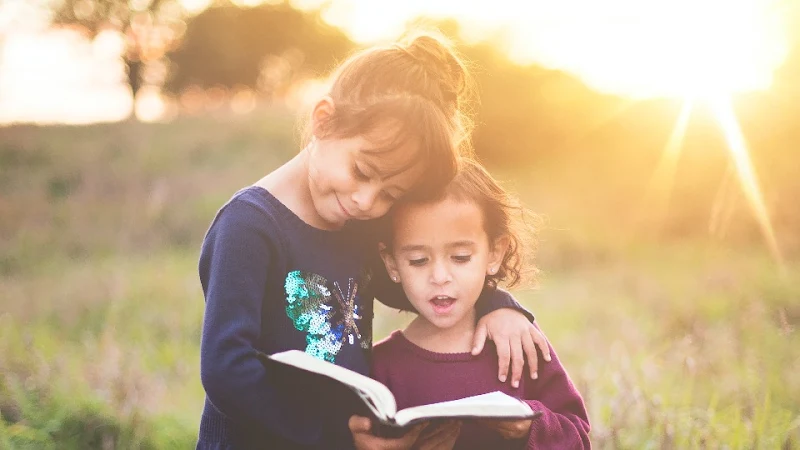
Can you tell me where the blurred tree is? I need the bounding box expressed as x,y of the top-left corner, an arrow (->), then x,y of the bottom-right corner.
165,3 -> 353,97
50,0 -> 186,117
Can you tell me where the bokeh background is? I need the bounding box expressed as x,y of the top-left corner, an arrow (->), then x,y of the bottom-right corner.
1,0 -> 799,448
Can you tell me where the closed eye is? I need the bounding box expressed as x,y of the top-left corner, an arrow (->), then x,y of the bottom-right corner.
353,164 -> 369,181
452,255 -> 471,263
408,258 -> 428,267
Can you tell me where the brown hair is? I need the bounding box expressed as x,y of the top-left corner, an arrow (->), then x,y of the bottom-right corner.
389,158 -> 539,288
306,30 -> 475,198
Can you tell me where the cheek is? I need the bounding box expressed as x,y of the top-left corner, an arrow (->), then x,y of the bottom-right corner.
320,167 -> 354,192
457,262 -> 489,288
398,268 -> 428,296
308,157 -> 332,189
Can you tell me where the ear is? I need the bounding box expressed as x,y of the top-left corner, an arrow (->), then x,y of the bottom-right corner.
310,96 -> 335,137
378,242 -> 401,283
486,235 -> 510,276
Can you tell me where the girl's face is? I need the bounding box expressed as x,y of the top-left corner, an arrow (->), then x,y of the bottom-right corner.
381,197 -> 507,331
306,100 -> 425,229
307,132 -> 423,228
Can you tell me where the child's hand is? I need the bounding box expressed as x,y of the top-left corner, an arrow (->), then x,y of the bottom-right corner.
349,415 -> 425,450
477,418 -> 532,440
413,420 -> 461,450
473,309 -> 552,388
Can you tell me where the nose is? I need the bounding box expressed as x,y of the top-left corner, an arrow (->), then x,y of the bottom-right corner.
351,184 -> 380,213
430,259 -> 452,285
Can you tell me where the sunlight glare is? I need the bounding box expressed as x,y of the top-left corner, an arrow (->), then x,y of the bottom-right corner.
319,0 -> 789,99
709,97 -> 783,265
507,0 -> 789,98
638,100 -> 694,225
180,0 -> 213,14
709,165 -> 738,240
0,30 -> 131,124
135,86 -> 177,122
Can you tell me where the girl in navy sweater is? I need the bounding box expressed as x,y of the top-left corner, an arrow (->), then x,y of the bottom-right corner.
197,32 -> 552,450
374,159 -> 591,449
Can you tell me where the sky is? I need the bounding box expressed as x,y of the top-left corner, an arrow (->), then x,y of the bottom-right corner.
0,0 -> 794,124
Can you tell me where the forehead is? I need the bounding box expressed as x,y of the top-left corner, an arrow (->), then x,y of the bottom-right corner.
392,198 -> 486,245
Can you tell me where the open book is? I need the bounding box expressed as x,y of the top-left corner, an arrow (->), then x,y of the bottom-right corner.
258,349 -> 539,429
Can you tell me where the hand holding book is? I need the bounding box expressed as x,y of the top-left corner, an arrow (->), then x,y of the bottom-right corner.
348,415 -> 426,449
350,416 -> 462,448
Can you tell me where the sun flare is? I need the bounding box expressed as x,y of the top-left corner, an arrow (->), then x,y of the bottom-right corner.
639,100 -> 694,225
710,97 -> 783,264
315,0 -> 791,99
641,96 -> 784,265
508,0 -> 789,99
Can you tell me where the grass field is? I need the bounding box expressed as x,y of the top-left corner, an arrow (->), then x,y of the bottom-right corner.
1,110 -> 798,449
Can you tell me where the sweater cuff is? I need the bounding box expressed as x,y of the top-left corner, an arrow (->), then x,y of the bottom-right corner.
475,287 -> 535,323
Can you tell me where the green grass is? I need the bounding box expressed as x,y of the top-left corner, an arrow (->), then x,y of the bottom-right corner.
1,112 -> 798,448
0,251 -> 203,448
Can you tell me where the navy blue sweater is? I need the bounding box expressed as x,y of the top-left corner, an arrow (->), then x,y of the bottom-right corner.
197,187 -> 532,450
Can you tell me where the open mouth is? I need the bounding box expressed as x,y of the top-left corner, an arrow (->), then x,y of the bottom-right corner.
429,295 -> 456,314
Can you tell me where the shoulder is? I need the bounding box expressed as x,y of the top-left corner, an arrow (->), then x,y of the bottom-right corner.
215,187 -> 283,226
204,187 -> 287,244
373,330 -> 404,351
372,331 -> 406,362
198,187 -> 293,278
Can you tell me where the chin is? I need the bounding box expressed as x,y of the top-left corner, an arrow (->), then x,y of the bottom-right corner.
426,315 -> 460,330
328,215 -> 346,227
322,209 -> 346,227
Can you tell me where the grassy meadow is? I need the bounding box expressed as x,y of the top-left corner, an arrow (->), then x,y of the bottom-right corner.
1,109 -> 798,449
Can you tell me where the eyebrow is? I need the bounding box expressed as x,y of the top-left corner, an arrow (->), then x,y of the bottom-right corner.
399,244 -> 429,252
446,240 -> 477,249
398,241 -> 476,252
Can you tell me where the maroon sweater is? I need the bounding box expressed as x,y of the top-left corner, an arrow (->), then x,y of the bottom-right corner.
372,330 -> 591,449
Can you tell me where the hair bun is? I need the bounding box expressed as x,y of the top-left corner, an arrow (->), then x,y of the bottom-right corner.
400,32 -> 470,111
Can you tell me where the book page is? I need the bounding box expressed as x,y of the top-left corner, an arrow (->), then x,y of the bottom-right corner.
393,391 -> 535,427
266,350 -> 398,422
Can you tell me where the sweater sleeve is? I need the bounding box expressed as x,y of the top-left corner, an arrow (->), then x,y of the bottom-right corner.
198,199 -> 322,446
474,287 -> 535,323
521,326 -> 591,449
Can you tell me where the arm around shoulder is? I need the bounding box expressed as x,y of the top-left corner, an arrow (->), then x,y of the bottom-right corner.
476,287 -> 535,322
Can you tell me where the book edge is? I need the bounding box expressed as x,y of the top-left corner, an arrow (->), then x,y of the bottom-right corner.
257,350 -> 399,422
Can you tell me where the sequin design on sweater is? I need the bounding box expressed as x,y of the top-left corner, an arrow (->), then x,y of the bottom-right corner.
284,270 -> 371,362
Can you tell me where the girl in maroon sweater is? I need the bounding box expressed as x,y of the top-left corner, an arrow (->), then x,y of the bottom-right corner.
373,159 -> 591,449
